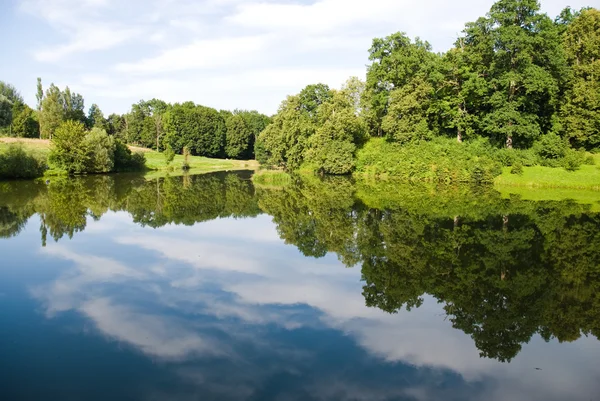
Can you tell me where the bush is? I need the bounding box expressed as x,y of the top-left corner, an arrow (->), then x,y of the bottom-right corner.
84,128 -> 115,173
584,154 -> 596,165
48,120 -> 90,174
355,137 -> 503,183
114,140 -> 146,172
510,162 -> 524,175
533,133 -> 569,167
562,150 -> 585,172
0,144 -> 46,179
164,144 -> 175,166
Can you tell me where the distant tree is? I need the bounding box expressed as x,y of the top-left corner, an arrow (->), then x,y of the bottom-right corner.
225,114 -> 251,159
87,103 -> 107,131
59,87 -> 87,125
12,104 -> 40,138
39,84 -> 64,139
36,77 -> 43,112
106,113 -> 125,137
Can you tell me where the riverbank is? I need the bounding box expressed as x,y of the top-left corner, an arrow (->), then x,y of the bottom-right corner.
494,154 -> 600,190
0,138 -> 258,178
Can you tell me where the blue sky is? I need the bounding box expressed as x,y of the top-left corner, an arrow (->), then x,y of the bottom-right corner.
0,0 -> 593,115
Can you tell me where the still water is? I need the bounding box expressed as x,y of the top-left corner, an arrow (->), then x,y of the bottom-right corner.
1,171 -> 600,401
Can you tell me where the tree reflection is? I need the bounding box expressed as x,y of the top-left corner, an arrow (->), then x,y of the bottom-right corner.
2,172 -> 600,362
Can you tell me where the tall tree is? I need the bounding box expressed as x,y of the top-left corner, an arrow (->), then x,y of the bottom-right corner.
39,84 -> 64,139
36,78 -> 43,112
464,0 -> 566,148
87,103 -> 107,131
560,8 -> 600,149
363,32 -> 437,137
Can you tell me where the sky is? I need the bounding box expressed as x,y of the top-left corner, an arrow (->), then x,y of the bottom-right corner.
0,0 -> 594,116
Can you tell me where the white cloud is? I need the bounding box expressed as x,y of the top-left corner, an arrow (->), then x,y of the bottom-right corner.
12,0 -> 595,117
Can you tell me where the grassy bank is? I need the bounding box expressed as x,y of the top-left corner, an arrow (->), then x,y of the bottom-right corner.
494,153 -> 600,190
144,151 -> 258,172
1,138 -> 258,178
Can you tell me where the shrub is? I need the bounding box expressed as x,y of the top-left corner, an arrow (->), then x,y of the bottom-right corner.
355,137 -> 503,183
164,144 -> 175,166
510,162 -> 524,175
584,154 -> 596,165
533,133 -> 569,167
84,128 -> 115,173
48,120 -> 90,174
0,144 -> 46,179
114,140 -> 146,172
562,150 -> 585,172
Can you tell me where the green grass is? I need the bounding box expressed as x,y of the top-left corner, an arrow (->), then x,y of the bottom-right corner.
140,150 -> 258,173
494,154 -> 600,190
1,138 -> 258,178
251,170 -> 292,188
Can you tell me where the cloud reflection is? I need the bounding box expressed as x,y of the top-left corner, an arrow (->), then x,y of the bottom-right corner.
31,212 -> 600,401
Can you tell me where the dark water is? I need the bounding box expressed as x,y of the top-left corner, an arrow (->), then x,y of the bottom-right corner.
1,171 -> 600,401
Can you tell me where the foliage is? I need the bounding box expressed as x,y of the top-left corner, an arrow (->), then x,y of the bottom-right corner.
11,104 -> 39,138
164,144 -> 175,166
84,128 -> 115,173
0,144 -> 46,179
164,103 -> 225,157
48,120 -> 90,174
113,140 -> 146,172
560,9 -> 600,150
355,137 -> 502,183
510,162 -> 524,175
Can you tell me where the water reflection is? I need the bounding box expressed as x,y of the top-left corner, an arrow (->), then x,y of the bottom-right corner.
1,172 -> 600,400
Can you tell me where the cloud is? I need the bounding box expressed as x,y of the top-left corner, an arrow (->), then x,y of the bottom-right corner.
115,36 -> 269,74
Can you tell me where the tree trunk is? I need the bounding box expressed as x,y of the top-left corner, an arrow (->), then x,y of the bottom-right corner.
506,135 -> 513,149
457,128 -> 463,143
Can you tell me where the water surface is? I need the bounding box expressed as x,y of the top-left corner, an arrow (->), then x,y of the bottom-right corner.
1,172 -> 600,401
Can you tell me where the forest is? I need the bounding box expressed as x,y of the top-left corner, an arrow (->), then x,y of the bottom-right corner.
1,0 -> 599,182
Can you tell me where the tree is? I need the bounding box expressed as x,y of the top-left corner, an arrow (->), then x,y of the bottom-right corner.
0,81 -> 24,132
36,78 -> 43,112
363,32 -> 437,137
48,120 -> 90,173
84,127 -> 115,173
40,84 -> 64,139
11,104 -> 40,138
464,0 -> 566,148
106,113 -> 125,137
163,103 -> 225,157
87,103 -> 107,131
560,8 -> 600,149
225,114 -> 251,159
62,87 -> 86,123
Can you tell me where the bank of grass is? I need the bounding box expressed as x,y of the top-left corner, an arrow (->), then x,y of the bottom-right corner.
251,170 -> 292,188
494,153 -> 600,190
139,150 -> 258,173
1,138 -> 258,178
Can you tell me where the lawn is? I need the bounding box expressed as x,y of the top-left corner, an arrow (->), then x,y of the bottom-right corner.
0,137 -> 258,176
494,153 -> 600,191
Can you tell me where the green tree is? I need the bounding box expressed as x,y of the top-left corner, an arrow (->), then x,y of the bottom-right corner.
225,114 -> 251,159
87,103 -> 108,131
11,104 -> 40,138
465,0 -> 567,148
84,127 -> 115,173
48,120 -> 90,174
40,84 -> 64,139
560,8 -> 600,149
363,32 -> 437,137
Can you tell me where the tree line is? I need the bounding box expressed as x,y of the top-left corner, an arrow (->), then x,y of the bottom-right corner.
1,82 -> 271,161
256,1 -> 600,177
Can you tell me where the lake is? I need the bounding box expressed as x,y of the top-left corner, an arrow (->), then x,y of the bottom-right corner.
1,171 -> 600,401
